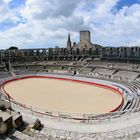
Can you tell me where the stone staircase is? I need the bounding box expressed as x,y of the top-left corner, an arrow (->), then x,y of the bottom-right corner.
0,99 -> 43,140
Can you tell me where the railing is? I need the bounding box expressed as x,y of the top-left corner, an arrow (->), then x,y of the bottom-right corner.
7,102 -> 139,124
8,98 -> 140,125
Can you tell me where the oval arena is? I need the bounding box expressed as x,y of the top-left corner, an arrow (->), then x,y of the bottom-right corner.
2,76 -> 123,117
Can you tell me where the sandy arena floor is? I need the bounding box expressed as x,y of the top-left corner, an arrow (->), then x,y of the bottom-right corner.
3,77 -> 123,115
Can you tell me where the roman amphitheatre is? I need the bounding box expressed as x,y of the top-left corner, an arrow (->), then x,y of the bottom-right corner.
1,31 -> 140,140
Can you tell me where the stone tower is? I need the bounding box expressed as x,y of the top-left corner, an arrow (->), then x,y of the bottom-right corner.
72,30 -> 97,51
80,30 -> 91,43
67,33 -> 72,49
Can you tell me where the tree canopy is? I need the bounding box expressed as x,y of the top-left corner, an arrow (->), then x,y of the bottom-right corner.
9,46 -> 18,50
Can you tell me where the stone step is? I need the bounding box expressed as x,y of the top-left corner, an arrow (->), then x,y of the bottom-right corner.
9,130 -> 34,140
0,135 -> 13,140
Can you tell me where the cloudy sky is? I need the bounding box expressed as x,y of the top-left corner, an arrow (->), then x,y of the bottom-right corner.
0,0 -> 140,49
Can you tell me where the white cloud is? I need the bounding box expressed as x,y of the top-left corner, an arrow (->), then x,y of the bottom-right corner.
0,0 -> 140,49
0,1 -> 10,22
0,0 -> 19,23
92,4 -> 140,46
21,0 -> 80,19
3,0 -> 12,4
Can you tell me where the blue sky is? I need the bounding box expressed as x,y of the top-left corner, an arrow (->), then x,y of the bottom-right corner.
9,0 -> 26,9
0,0 -> 140,49
116,0 -> 140,9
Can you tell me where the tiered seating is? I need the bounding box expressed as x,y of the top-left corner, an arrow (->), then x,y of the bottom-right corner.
45,65 -> 62,71
12,65 -> 26,71
1,61 -> 140,139
9,130 -> 35,140
0,72 -> 11,79
91,68 -> 116,79
113,70 -> 139,82
119,81 -> 140,110
74,61 -> 86,66
45,61 -> 57,65
89,61 -> 110,68
78,67 -> 92,75
0,63 -> 6,71
51,70 -> 74,75
57,61 -> 75,66
111,63 -> 134,71
27,65 -> 43,71
89,61 -> 140,72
